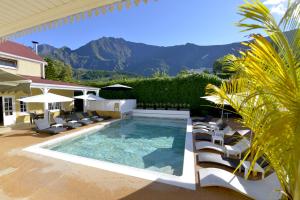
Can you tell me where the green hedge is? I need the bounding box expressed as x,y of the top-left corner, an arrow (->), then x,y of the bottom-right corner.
85,74 -> 222,116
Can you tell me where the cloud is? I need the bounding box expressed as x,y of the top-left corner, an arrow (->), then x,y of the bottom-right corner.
263,0 -> 287,5
263,0 -> 289,15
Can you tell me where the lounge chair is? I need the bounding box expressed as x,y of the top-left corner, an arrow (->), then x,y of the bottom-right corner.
192,115 -> 213,123
54,117 -> 82,129
91,111 -> 112,120
193,118 -> 223,127
197,152 -> 269,172
197,152 -> 241,169
195,130 -> 247,145
69,113 -> 93,125
193,125 -> 235,136
82,112 -> 103,122
195,138 -> 250,158
34,119 -> 67,134
199,168 -> 281,200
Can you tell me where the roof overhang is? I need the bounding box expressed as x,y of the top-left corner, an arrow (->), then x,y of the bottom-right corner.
0,69 -> 31,94
0,51 -> 47,65
30,82 -> 99,92
0,0 -> 146,40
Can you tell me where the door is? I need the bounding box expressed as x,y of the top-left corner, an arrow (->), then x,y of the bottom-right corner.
3,96 -> 16,126
0,97 -> 3,126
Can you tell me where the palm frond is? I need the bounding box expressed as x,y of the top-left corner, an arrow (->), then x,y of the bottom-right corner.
206,0 -> 300,198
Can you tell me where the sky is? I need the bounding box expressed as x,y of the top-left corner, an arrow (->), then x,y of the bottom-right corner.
15,0 -> 289,50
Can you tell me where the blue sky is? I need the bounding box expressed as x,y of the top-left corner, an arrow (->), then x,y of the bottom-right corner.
15,0 -> 287,49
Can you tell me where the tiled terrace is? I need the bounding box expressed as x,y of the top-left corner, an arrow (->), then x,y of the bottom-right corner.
0,122 -> 249,200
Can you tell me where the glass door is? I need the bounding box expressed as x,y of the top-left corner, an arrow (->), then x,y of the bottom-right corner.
3,96 -> 16,126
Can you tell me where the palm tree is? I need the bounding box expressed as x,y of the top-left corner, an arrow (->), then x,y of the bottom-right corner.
205,0 -> 300,199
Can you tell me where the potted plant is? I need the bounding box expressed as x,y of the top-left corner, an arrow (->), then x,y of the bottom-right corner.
187,104 -> 190,110
182,103 -> 187,110
173,103 -> 177,110
163,103 -> 167,110
149,103 -> 154,110
177,103 -> 182,110
167,102 -> 171,110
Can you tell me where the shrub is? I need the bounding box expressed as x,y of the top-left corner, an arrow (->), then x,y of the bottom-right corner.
85,73 -> 222,116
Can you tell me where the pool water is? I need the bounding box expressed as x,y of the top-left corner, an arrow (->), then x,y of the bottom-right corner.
48,117 -> 187,176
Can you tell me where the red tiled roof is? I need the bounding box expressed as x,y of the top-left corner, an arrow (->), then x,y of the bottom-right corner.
0,41 -> 44,62
22,75 -> 94,88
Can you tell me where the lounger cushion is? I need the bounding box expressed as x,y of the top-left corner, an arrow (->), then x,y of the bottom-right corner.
37,127 -> 66,134
65,122 -> 82,129
78,120 -> 93,125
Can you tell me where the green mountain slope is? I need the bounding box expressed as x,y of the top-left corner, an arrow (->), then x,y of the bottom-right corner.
38,37 -> 243,76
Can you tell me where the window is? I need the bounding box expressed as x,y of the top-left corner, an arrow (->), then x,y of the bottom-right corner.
0,57 -> 17,68
48,102 -> 62,110
4,97 -> 13,116
19,97 -> 27,113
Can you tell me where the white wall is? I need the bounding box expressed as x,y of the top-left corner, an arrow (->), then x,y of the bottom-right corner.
132,109 -> 190,119
87,99 -> 136,114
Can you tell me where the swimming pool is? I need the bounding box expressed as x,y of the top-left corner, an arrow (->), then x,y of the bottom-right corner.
24,116 -> 196,190
49,117 -> 186,175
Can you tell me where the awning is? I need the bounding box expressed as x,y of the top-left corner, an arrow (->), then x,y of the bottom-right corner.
18,93 -> 73,103
0,69 -> 31,94
0,0 -> 150,40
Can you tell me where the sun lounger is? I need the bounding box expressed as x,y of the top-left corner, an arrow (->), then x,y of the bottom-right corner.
199,168 -> 281,200
192,115 -> 213,123
195,138 -> 250,158
54,117 -> 82,129
197,152 -> 241,169
91,111 -> 112,120
34,119 -> 67,134
193,118 -> 223,127
195,131 -> 244,145
69,113 -> 93,125
193,126 -> 235,136
82,112 -> 103,122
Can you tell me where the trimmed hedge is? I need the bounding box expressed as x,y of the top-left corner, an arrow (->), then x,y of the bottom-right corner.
85,74 -> 222,116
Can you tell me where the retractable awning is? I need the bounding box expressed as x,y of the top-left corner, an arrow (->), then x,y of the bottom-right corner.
0,0 -> 150,40
0,69 -> 31,94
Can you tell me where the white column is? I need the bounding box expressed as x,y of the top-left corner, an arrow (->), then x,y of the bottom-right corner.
83,89 -> 87,112
42,87 -> 49,121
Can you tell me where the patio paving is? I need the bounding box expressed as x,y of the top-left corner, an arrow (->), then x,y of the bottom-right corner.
0,122 -> 249,200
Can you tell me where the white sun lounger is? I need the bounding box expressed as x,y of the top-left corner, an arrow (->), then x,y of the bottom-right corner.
199,167 -> 281,200
195,138 -> 250,158
193,118 -> 223,128
193,126 -> 236,136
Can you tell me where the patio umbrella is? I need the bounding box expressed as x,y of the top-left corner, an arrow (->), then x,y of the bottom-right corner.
74,94 -> 105,101
201,95 -> 238,120
18,93 -> 74,103
101,84 -> 132,91
18,93 -> 74,121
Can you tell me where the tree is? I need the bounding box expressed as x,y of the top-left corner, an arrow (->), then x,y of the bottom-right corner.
206,1 -> 300,199
213,54 -> 236,78
152,68 -> 169,78
44,57 -> 73,82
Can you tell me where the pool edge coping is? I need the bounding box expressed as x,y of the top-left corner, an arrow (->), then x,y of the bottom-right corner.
23,118 -> 196,190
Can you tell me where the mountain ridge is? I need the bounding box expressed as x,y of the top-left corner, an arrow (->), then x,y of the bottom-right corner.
38,37 -> 244,76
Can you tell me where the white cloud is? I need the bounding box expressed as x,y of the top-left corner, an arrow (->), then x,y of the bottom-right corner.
270,3 -> 286,15
263,0 -> 287,5
263,0 -> 290,15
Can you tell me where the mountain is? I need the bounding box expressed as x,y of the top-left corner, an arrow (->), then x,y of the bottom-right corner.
38,37 -> 244,76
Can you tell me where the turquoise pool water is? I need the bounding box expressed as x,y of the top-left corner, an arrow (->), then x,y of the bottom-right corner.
48,117 -> 187,176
